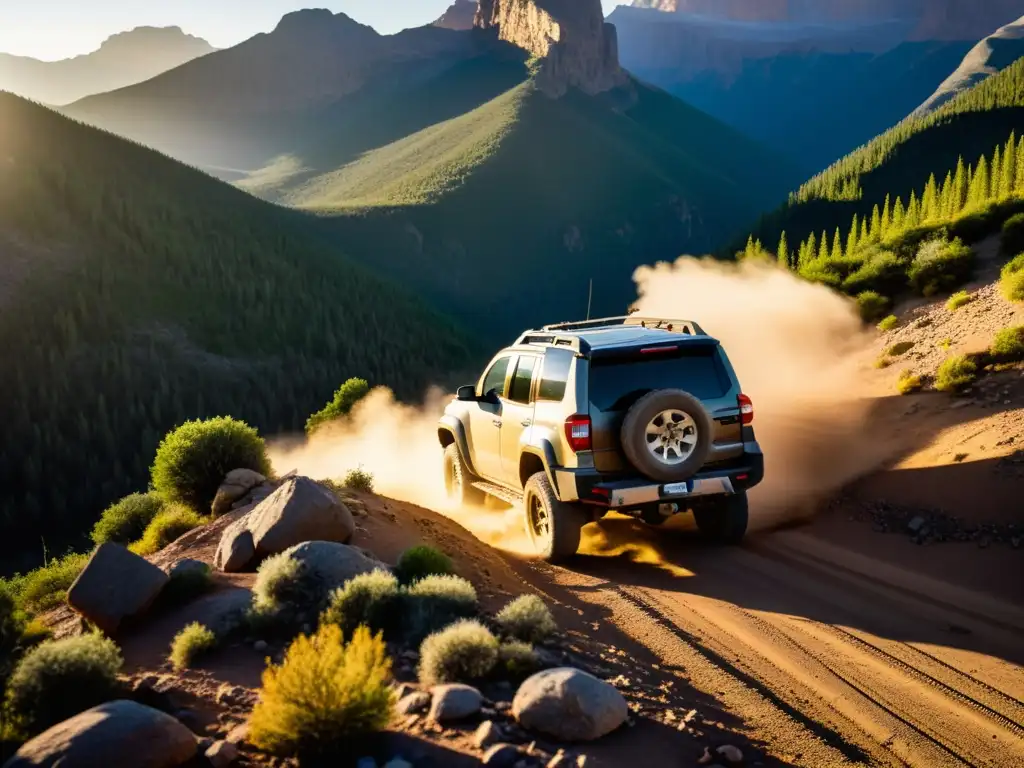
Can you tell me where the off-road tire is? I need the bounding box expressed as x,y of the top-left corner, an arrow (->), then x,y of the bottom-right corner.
621,389 -> 713,482
693,491 -> 748,545
443,443 -> 485,507
523,472 -> 587,563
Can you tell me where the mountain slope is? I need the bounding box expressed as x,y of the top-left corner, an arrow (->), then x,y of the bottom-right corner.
0,27 -> 215,105
915,14 -> 1024,115
65,5 -> 798,339
741,56 -> 1024,264
0,92 -> 478,558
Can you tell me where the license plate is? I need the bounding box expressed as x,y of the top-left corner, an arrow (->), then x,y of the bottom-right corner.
663,481 -> 691,496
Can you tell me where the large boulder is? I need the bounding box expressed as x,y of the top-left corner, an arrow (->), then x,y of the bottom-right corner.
283,541 -> 385,603
211,469 -> 267,516
3,699 -> 197,768
512,668 -> 628,742
67,544 -> 169,635
248,477 -> 355,556
214,517 -> 256,573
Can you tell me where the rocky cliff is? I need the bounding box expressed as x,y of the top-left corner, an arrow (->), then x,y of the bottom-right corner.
434,0 -> 478,30
475,0 -> 627,96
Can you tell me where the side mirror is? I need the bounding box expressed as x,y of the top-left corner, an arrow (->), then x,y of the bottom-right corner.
456,385 -> 477,402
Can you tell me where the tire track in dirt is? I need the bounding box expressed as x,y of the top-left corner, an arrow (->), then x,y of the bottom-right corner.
520,530 -> 1024,768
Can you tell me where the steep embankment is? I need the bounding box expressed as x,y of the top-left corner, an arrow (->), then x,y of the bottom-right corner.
0,93 -> 479,560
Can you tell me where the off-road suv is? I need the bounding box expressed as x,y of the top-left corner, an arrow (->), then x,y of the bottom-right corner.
437,316 -> 764,562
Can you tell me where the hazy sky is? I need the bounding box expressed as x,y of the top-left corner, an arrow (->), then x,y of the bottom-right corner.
1,1 -> 624,60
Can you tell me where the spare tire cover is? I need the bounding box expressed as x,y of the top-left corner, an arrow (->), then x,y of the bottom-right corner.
620,389 -> 713,483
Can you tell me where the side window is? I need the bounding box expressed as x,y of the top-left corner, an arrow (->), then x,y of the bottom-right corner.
508,356 -> 539,404
480,356 -> 512,398
538,348 -> 573,402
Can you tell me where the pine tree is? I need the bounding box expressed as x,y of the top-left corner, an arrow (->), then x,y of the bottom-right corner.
744,235 -> 755,260
818,231 -> 829,261
1001,132 -> 1016,199
869,205 -> 882,239
992,145 -> 1003,200
968,156 -> 990,208
921,173 -> 939,221
860,217 -> 869,242
953,157 -> 968,214
939,171 -> 954,219
881,195 -> 892,236
777,232 -> 790,269
831,228 -> 843,261
807,231 -> 817,262
1016,136 -> 1024,195
847,214 -> 860,256
907,191 -> 921,227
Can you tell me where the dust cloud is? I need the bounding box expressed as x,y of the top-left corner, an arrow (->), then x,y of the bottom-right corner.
268,387 -> 534,552
633,256 -> 890,529
270,256 -> 896,552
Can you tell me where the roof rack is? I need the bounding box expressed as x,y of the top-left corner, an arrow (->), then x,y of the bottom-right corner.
542,315 -> 705,336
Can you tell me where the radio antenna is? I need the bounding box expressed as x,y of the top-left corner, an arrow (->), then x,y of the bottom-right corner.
586,278 -> 593,320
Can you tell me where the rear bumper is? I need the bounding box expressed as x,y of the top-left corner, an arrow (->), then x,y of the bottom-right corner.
553,443 -> 764,507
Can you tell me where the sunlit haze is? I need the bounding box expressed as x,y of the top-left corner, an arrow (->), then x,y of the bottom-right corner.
2,1 -> 624,60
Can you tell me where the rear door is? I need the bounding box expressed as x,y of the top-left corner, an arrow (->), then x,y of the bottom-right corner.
499,354 -> 540,485
588,342 -> 742,473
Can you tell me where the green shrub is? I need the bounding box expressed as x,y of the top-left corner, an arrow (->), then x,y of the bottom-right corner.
1,582 -> 27,689
1001,213 -> 1024,257
797,260 -> 843,289
1001,253 -> 1024,302
896,370 -> 923,395
877,315 -> 899,332
885,341 -> 915,357
990,326 -> 1024,362
883,224 -> 947,259
249,624 -> 393,759
394,545 -> 455,585
151,417 -> 271,512
843,252 -> 907,297
935,355 -> 978,393
306,378 -> 371,435
405,575 -> 478,642
90,493 -> 164,546
18,553 -> 89,614
4,634 -> 122,737
321,571 -> 400,638
874,356 -> 892,369
908,238 -> 975,297
497,641 -> 539,682
418,620 -> 498,686
169,622 -> 217,670
129,504 -> 203,556
495,595 -> 557,643
342,467 -> 374,493
948,207 -> 999,244
946,291 -> 974,311
252,552 -> 303,616
160,563 -> 215,607
855,291 -> 891,322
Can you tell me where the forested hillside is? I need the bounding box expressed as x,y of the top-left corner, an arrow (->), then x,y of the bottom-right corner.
745,56 -> 1024,255
0,93 -> 478,561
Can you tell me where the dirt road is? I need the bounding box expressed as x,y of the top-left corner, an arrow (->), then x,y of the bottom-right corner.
512,517 -> 1024,768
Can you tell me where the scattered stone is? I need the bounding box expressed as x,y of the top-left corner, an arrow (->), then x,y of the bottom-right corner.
397,691 -> 431,716
253,640 -> 268,653
429,683 -> 483,722
475,720 -> 506,749
215,685 -> 248,707
225,723 -> 249,745
212,469 -> 267,516
248,476 -> 356,555
214,518 -> 256,573
716,744 -> 744,764
546,750 -> 570,768
513,668 -> 628,741
205,740 -> 239,768
67,543 -> 169,635
166,558 -> 209,580
4,700 -> 197,768
393,682 -> 417,700
907,516 -> 925,533
483,744 -> 523,768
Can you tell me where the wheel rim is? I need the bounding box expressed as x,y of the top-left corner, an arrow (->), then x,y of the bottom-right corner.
644,409 -> 699,465
527,493 -> 551,543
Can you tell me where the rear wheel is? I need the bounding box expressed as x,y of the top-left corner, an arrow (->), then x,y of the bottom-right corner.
443,443 -> 485,507
693,492 -> 749,545
523,472 -> 587,563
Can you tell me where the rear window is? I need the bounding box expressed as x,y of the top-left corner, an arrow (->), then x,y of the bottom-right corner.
538,348 -> 573,402
589,347 -> 730,412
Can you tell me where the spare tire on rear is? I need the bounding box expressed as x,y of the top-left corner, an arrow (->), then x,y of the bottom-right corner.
620,389 -> 713,483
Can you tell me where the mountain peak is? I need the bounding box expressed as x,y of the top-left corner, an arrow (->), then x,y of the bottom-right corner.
475,0 -> 627,96
434,0 -> 478,30
272,8 -> 378,37
97,26 -> 214,54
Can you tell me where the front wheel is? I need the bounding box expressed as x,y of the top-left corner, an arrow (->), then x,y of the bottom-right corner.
523,472 -> 587,563
443,444 -> 485,507
693,492 -> 749,545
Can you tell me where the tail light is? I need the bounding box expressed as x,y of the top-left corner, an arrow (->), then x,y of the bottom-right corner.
564,414 -> 592,453
738,394 -> 754,425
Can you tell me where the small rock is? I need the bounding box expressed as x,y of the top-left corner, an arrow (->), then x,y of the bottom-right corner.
253,640 -> 269,653
475,720 -> 505,749
393,682 -> 417,700
397,691 -> 431,716
166,558 -> 210,580
215,518 -> 256,573
512,668 -> 628,742
483,744 -> 523,767
576,757 -> 588,768
429,683 -> 482,722
225,723 -> 249,745
546,751 -> 571,768
717,744 -> 744,764
907,516 -> 925,533
212,468 -> 267,516
206,740 -> 239,768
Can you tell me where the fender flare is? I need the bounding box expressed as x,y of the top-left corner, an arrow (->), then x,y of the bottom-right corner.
437,415 -> 480,478
519,441 -> 558,494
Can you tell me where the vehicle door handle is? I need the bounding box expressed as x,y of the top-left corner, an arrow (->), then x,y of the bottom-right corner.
493,420 -> 502,427
521,420 -> 532,427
